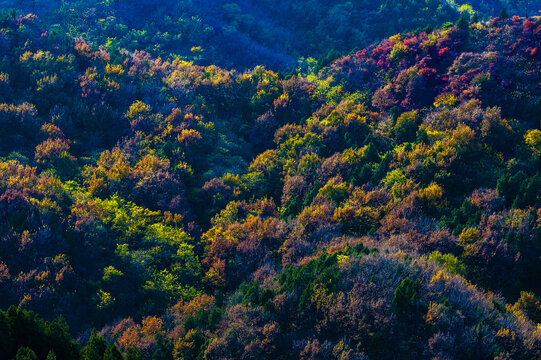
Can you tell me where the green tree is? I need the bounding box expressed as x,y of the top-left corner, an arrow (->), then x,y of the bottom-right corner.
152,334 -> 173,360
126,348 -> 145,360
1,306 -> 79,360
81,330 -> 107,360
456,12 -> 469,29
392,277 -> 422,319
104,346 -> 124,360
393,110 -> 419,142
16,348 -> 37,360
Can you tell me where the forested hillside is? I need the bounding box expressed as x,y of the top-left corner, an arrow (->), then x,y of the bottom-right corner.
0,2 -> 540,360
1,0 -> 537,69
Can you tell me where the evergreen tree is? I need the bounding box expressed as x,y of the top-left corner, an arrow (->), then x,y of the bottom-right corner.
81,330 -> 107,360
104,346 -> 124,360
152,334 -> 173,360
15,348 -> 37,360
457,12 -> 470,29
126,348 -> 145,360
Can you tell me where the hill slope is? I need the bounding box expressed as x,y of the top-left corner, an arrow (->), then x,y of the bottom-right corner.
0,9 -> 540,360
2,0 -> 538,69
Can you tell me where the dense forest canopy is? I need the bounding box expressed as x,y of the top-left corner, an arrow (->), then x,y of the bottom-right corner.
0,0 -> 538,69
0,0 -> 540,359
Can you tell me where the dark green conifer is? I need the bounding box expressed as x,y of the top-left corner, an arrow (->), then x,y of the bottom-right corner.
15,348 -> 37,360
457,12 -> 470,29
81,330 -> 107,360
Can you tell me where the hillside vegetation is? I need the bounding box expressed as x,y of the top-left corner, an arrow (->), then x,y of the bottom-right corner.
1,0 -> 537,69
0,4 -> 540,360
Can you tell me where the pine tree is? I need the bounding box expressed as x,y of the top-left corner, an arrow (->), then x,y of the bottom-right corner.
104,346 -> 124,360
81,330 -> 107,360
126,348 -> 145,360
152,334 -> 173,360
15,348 -> 37,360
457,12 -> 469,29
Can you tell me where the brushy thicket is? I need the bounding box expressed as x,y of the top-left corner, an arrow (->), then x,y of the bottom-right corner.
0,3 -> 540,360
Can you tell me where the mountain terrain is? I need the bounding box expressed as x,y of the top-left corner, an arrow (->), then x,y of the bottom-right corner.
0,2 -> 540,360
